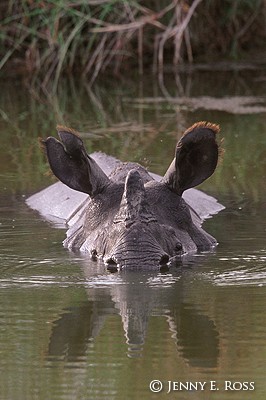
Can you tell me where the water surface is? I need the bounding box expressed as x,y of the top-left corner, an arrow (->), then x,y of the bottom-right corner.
0,69 -> 266,399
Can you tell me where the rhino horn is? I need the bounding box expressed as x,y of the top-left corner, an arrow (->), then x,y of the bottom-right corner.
114,169 -> 157,226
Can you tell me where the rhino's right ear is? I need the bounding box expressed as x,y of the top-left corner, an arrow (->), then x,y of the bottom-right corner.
163,122 -> 220,195
42,126 -> 110,196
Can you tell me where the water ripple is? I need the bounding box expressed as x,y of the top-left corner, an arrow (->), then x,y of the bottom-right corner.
147,273 -> 181,287
207,252 -> 266,286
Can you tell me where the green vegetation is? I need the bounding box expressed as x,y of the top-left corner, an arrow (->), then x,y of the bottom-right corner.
0,0 -> 265,88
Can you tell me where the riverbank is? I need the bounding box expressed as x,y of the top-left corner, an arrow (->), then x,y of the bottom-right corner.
1,0 -> 265,88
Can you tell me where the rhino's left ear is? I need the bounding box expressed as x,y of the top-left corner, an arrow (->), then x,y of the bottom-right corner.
163,122 -> 220,195
42,126 -> 110,196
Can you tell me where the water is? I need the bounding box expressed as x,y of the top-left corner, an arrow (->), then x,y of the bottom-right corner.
0,68 -> 266,399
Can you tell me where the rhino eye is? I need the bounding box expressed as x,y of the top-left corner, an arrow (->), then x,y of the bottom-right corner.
175,243 -> 183,252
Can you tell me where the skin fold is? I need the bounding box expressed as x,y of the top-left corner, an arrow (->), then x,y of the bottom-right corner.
41,121 -> 221,270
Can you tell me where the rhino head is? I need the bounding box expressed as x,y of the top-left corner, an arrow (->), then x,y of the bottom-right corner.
42,122 -> 220,269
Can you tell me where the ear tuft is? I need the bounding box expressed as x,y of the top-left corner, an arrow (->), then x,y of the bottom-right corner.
56,125 -> 81,138
183,121 -> 220,136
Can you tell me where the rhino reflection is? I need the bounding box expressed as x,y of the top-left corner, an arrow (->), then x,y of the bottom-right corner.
48,268 -> 219,367
170,306 -> 219,368
48,302 -> 108,358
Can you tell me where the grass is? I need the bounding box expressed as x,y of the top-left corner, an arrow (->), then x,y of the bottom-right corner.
0,0 -> 265,90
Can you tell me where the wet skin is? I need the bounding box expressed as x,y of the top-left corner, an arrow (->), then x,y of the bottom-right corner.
41,122 -> 220,269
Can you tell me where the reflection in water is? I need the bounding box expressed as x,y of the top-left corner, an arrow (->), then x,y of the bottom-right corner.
172,305 -> 219,368
1,72 -> 266,399
48,263 -> 219,368
48,303 -> 106,360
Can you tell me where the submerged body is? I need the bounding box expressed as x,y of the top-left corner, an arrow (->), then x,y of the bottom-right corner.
27,122 -> 223,269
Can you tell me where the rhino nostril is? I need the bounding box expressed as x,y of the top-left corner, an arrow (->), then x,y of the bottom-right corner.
160,254 -> 169,265
90,249 -> 97,261
105,258 -> 118,272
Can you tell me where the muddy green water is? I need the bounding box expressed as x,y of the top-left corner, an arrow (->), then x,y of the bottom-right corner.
0,69 -> 266,400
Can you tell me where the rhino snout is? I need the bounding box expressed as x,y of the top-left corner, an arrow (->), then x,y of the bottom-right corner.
104,251 -> 170,270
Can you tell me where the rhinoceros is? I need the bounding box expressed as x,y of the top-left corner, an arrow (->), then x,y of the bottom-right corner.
27,121 -> 224,269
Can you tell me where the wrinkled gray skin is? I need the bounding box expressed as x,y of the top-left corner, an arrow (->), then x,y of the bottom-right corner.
41,122 -> 221,269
